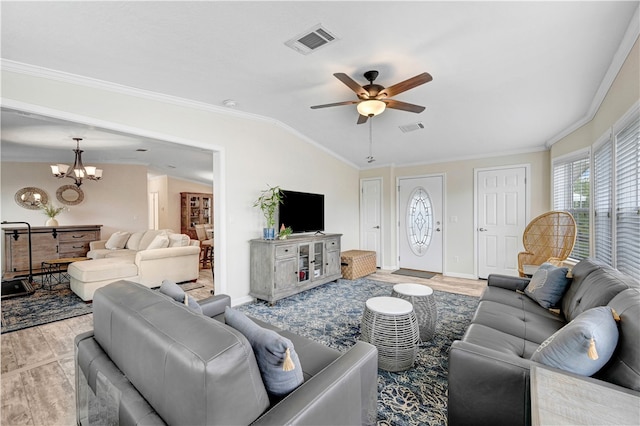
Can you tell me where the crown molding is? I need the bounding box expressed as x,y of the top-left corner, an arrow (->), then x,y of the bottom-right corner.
545,5 -> 640,148
1,60 -> 359,169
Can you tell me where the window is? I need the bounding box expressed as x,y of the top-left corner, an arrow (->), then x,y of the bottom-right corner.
587,103 -> 639,276
613,115 -> 640,276
553,151 -> 590,260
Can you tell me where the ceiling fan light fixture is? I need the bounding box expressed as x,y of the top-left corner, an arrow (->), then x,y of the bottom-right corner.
357,100 -> 386,117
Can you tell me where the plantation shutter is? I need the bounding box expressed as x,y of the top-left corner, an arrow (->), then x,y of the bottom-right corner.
615,117 -> 640,276
553,152 -> 590,260
593,140 -> 612,265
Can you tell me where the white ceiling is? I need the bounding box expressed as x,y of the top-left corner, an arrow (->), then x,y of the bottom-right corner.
1,1 -> 638,183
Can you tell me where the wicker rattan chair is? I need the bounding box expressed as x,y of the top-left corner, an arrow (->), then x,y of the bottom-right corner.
517,211 -> 577,277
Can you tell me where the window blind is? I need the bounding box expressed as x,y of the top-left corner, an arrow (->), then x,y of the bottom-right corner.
553,153 -> 590,260
593,140 -> 612,265
615,117 -> 640,276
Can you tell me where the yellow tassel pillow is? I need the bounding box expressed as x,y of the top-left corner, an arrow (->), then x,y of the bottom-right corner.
531,306 -> 619,376
225,307 -> 303,402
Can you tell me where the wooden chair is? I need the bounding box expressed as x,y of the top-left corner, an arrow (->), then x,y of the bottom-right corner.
517,211 -> 577,277
194,224 -> 213,269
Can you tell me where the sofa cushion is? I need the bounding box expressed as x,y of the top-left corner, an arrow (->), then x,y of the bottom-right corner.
225,307 -> 303,401
168,233 -> 190,247
562,258 -> 639,322
146,234 -> 169,250
524,262 -> 570,309
596,287 -> 640,391
105,231 -> 130,250
531,306 -> 619,376
471,300 -> 566,344
124,231 -> 145,250
462,323 -> 541,358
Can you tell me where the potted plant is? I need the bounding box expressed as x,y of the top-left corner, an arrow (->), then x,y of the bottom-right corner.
253,185 -> 283,240
278,224 -> 293,240
39,202 -> 65,226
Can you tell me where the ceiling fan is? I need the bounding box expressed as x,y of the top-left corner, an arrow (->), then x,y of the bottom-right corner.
310,70 -> 433,124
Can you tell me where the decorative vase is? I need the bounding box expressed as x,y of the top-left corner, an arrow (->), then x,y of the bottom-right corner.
263,228 -> 276,240
46,218 -> 59,227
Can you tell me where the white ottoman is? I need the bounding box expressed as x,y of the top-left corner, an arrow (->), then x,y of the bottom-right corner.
391,283 -> 438,342
360,296 -> 419,371
68,257 -> 138,301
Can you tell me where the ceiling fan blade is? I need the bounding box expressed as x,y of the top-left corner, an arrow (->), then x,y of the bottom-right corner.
334,73 -> 370,99
385,99 -> 426,113
310,100 -> 359,109
357,114 -> 369,125
377,72 -> 433,98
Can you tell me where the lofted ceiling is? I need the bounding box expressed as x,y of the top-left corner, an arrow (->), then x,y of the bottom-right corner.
1,1 -> 638,184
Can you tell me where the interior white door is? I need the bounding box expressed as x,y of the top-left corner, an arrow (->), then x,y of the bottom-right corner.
360,178 -> 382,266
398,176 -> 443,273
476,167 -> 527,278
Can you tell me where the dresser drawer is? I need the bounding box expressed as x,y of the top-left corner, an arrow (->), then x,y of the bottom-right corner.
325,238 -> 340,252
58,230 -> 99,243
275,244 -> 297,259
58,241 -> 91,257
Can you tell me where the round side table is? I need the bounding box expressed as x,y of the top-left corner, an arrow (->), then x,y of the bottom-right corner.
360,296 -> 419,372
391,283 -> 438,342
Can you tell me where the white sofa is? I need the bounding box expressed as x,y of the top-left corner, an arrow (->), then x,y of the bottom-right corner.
68,230 -> 201,301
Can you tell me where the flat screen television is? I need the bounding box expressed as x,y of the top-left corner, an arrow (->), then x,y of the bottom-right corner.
278,190 -> 325,234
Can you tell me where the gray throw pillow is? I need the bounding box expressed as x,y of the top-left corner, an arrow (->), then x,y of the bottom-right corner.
531,306 -> 619,376
524,262 -> 570,308
225,307 -> 303,401
160,279 -> 202,314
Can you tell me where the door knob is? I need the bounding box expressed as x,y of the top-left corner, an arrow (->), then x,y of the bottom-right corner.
479,228 -> 488,232
373,226 -> 380,229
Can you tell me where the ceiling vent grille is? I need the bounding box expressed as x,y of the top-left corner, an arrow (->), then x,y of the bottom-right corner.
399,122 -> 425,133
285,24 -> 339,55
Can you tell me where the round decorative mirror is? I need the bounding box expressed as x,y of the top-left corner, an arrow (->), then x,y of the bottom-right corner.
56,185 -> 84,206
14,187 -> 48,210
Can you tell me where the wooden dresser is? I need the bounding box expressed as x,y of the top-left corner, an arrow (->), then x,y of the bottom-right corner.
2,224 -> 102,276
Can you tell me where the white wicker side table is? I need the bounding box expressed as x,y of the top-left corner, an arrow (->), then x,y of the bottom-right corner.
391,283 -> 438,342
360,296 -> 419,372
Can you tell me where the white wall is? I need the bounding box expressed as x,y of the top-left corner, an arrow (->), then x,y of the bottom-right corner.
551,38 -> 639,159
1,162 -> 149,237
1,69 -> 360,303
360,150 -> 550,278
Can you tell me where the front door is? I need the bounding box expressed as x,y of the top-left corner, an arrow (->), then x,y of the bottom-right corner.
476,166 -> 528,278
398,175 -> 444,273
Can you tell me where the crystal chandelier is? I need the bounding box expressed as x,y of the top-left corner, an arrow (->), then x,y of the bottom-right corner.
51,138 -> 103,187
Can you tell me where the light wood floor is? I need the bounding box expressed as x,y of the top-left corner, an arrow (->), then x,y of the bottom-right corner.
0,269 -> 485,425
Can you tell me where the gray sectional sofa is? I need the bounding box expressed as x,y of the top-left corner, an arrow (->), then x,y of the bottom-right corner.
448,258 -> 640,426
75,280 -> 378,426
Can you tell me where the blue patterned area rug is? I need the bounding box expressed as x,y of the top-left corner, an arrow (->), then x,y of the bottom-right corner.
0,280 -> 205,334
1,285 -> 92,334
237,278 -> 479,425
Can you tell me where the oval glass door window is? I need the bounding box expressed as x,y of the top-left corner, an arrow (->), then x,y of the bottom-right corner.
406,186 -> 434,256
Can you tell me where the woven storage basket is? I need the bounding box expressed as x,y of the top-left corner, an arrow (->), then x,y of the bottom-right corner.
341,250 -> 376,280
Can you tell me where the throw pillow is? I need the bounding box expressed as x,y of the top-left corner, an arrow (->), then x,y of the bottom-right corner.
225,307 -> 303,401
159,279 -> 202,314
168,233 -> 190,247
146,234 -> 170,250
105,231 -> 130,250
524,262 -> 570,309
531,306 -> 619,376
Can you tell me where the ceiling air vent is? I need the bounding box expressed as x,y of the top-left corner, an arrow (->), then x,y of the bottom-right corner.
285,24 -> 339,55
399,122 -> 425,133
